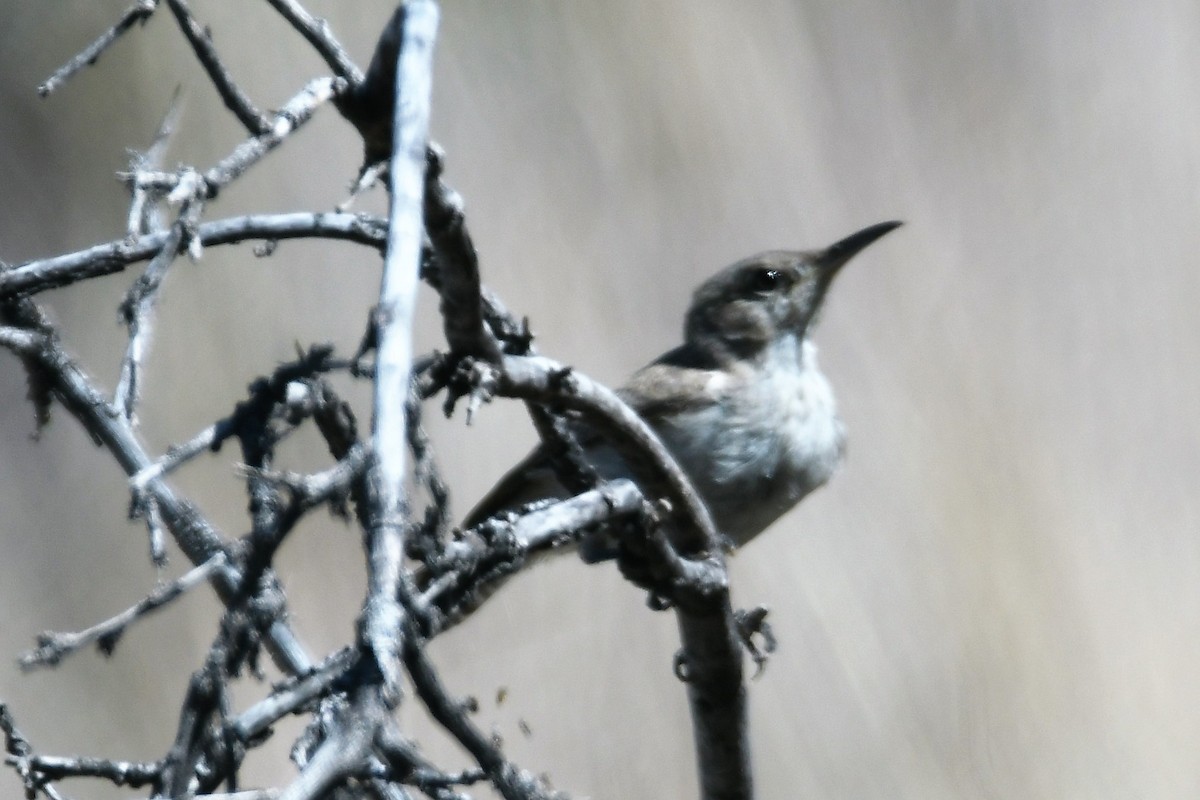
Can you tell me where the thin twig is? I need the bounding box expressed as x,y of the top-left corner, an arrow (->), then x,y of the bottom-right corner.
337,161 -> 387,212
404,641 -> 556,800
131,421 -> 222,490
416,480 -> 646,632
0,325 -> 42,352
202,75 -> 348,195
423,145 -> 501,361
114,204 -> 198,421
2,704 -> 158,797
1,298 -> 313,677
232,648 -> 356,742
131,345 -> 344,492
126,88 -> 183,238
20,553 -> 229,671
1,212 -> 387,298
165,0 -> 271,135
6,754 -> 162,790
159,654 -> 224,795
497,355 -> 720,557
112,75 -> 345,212
241,443 -> 370,516
262,0 -> 363,84
37,0 -> 160,97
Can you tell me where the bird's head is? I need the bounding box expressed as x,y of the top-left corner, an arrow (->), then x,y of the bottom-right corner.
684,221 -> 902,361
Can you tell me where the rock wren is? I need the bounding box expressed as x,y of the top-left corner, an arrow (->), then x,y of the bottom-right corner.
467,220 -> 902,558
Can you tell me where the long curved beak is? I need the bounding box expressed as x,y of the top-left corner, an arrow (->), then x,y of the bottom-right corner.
818,220 -> 903,278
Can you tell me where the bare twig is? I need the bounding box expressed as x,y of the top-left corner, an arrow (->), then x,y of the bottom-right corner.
337,160 -> 387,212
423,145 -> 502,361
114,203 -> 200,421
202,75 -> 348,195
262,0 -> 363,84
165,0 -> 271,135
114,75 -> 346,211
232,648 -> 356,742
131,421 -> 222,490
1,212 -> 386,298
1,298 -> 313,677
131,492 -> 170,565
275,687 -> 387,800
7,754 -> 162,790
496,355 -> 720,557
375,724 -> 486,796
416,480 -> 646,632
242,443 -> 369,517
19,553 -> 229,671
159,656 -> 225,795
404,641 -> 557,800
2,704 -> 161,796
129,347 -> 349,494
0,325 -> 42,353
403,386 -> 453,569
37,0 -> 160,97
126,88 -> 183,238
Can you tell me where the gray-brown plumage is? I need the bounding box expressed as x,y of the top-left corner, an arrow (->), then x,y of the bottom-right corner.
466,221 -> 902,559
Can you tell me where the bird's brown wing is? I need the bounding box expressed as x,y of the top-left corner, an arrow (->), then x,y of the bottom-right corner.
463,344 -> 723,529
461,446 -> 565,529
617,343 -> 725,425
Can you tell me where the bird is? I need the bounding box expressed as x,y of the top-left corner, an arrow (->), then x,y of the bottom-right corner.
464,220 -> 902,561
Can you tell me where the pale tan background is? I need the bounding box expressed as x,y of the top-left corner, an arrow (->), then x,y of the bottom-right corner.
3,2 -> 1199,798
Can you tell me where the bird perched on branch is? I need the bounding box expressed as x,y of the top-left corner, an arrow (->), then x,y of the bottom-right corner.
466,220 -> 902,559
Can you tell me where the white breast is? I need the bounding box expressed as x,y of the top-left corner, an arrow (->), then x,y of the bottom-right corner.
656,337 -> 844,546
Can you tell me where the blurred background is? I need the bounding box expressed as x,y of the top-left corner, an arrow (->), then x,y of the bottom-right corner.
2,2 -> 1199,798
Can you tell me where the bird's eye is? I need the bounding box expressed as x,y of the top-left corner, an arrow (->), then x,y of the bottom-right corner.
749,268 -> 782,293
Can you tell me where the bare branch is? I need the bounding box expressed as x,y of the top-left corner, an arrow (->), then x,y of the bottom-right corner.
37,0 -> 160,97
2,704 -> 162,796
275,687 -> 386,800
491,354 -> 751,800
114,203 -> 199,422
423,145 -> 502,361
19,553 -> 229,671
404,641 -> 558,800
0,325 -> 42,353
203,75 -> 348,194
165,0 -> 272,135
417,480 -> 645,632
8,754 -> 161,790
496,355 -> 720,556
10,4 -> 763,798
232,648 -> 356,742
1,212 -> 386,298
1,298 -> 314,677
361,0 -> 439,701
131,421 -> 222,490
262,0 -> 363,84
126,88 -> 182,238
134,492 -> 170,566
241,443 -> 369,517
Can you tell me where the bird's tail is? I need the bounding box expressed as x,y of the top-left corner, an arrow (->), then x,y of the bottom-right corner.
412,545 -> 560,631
